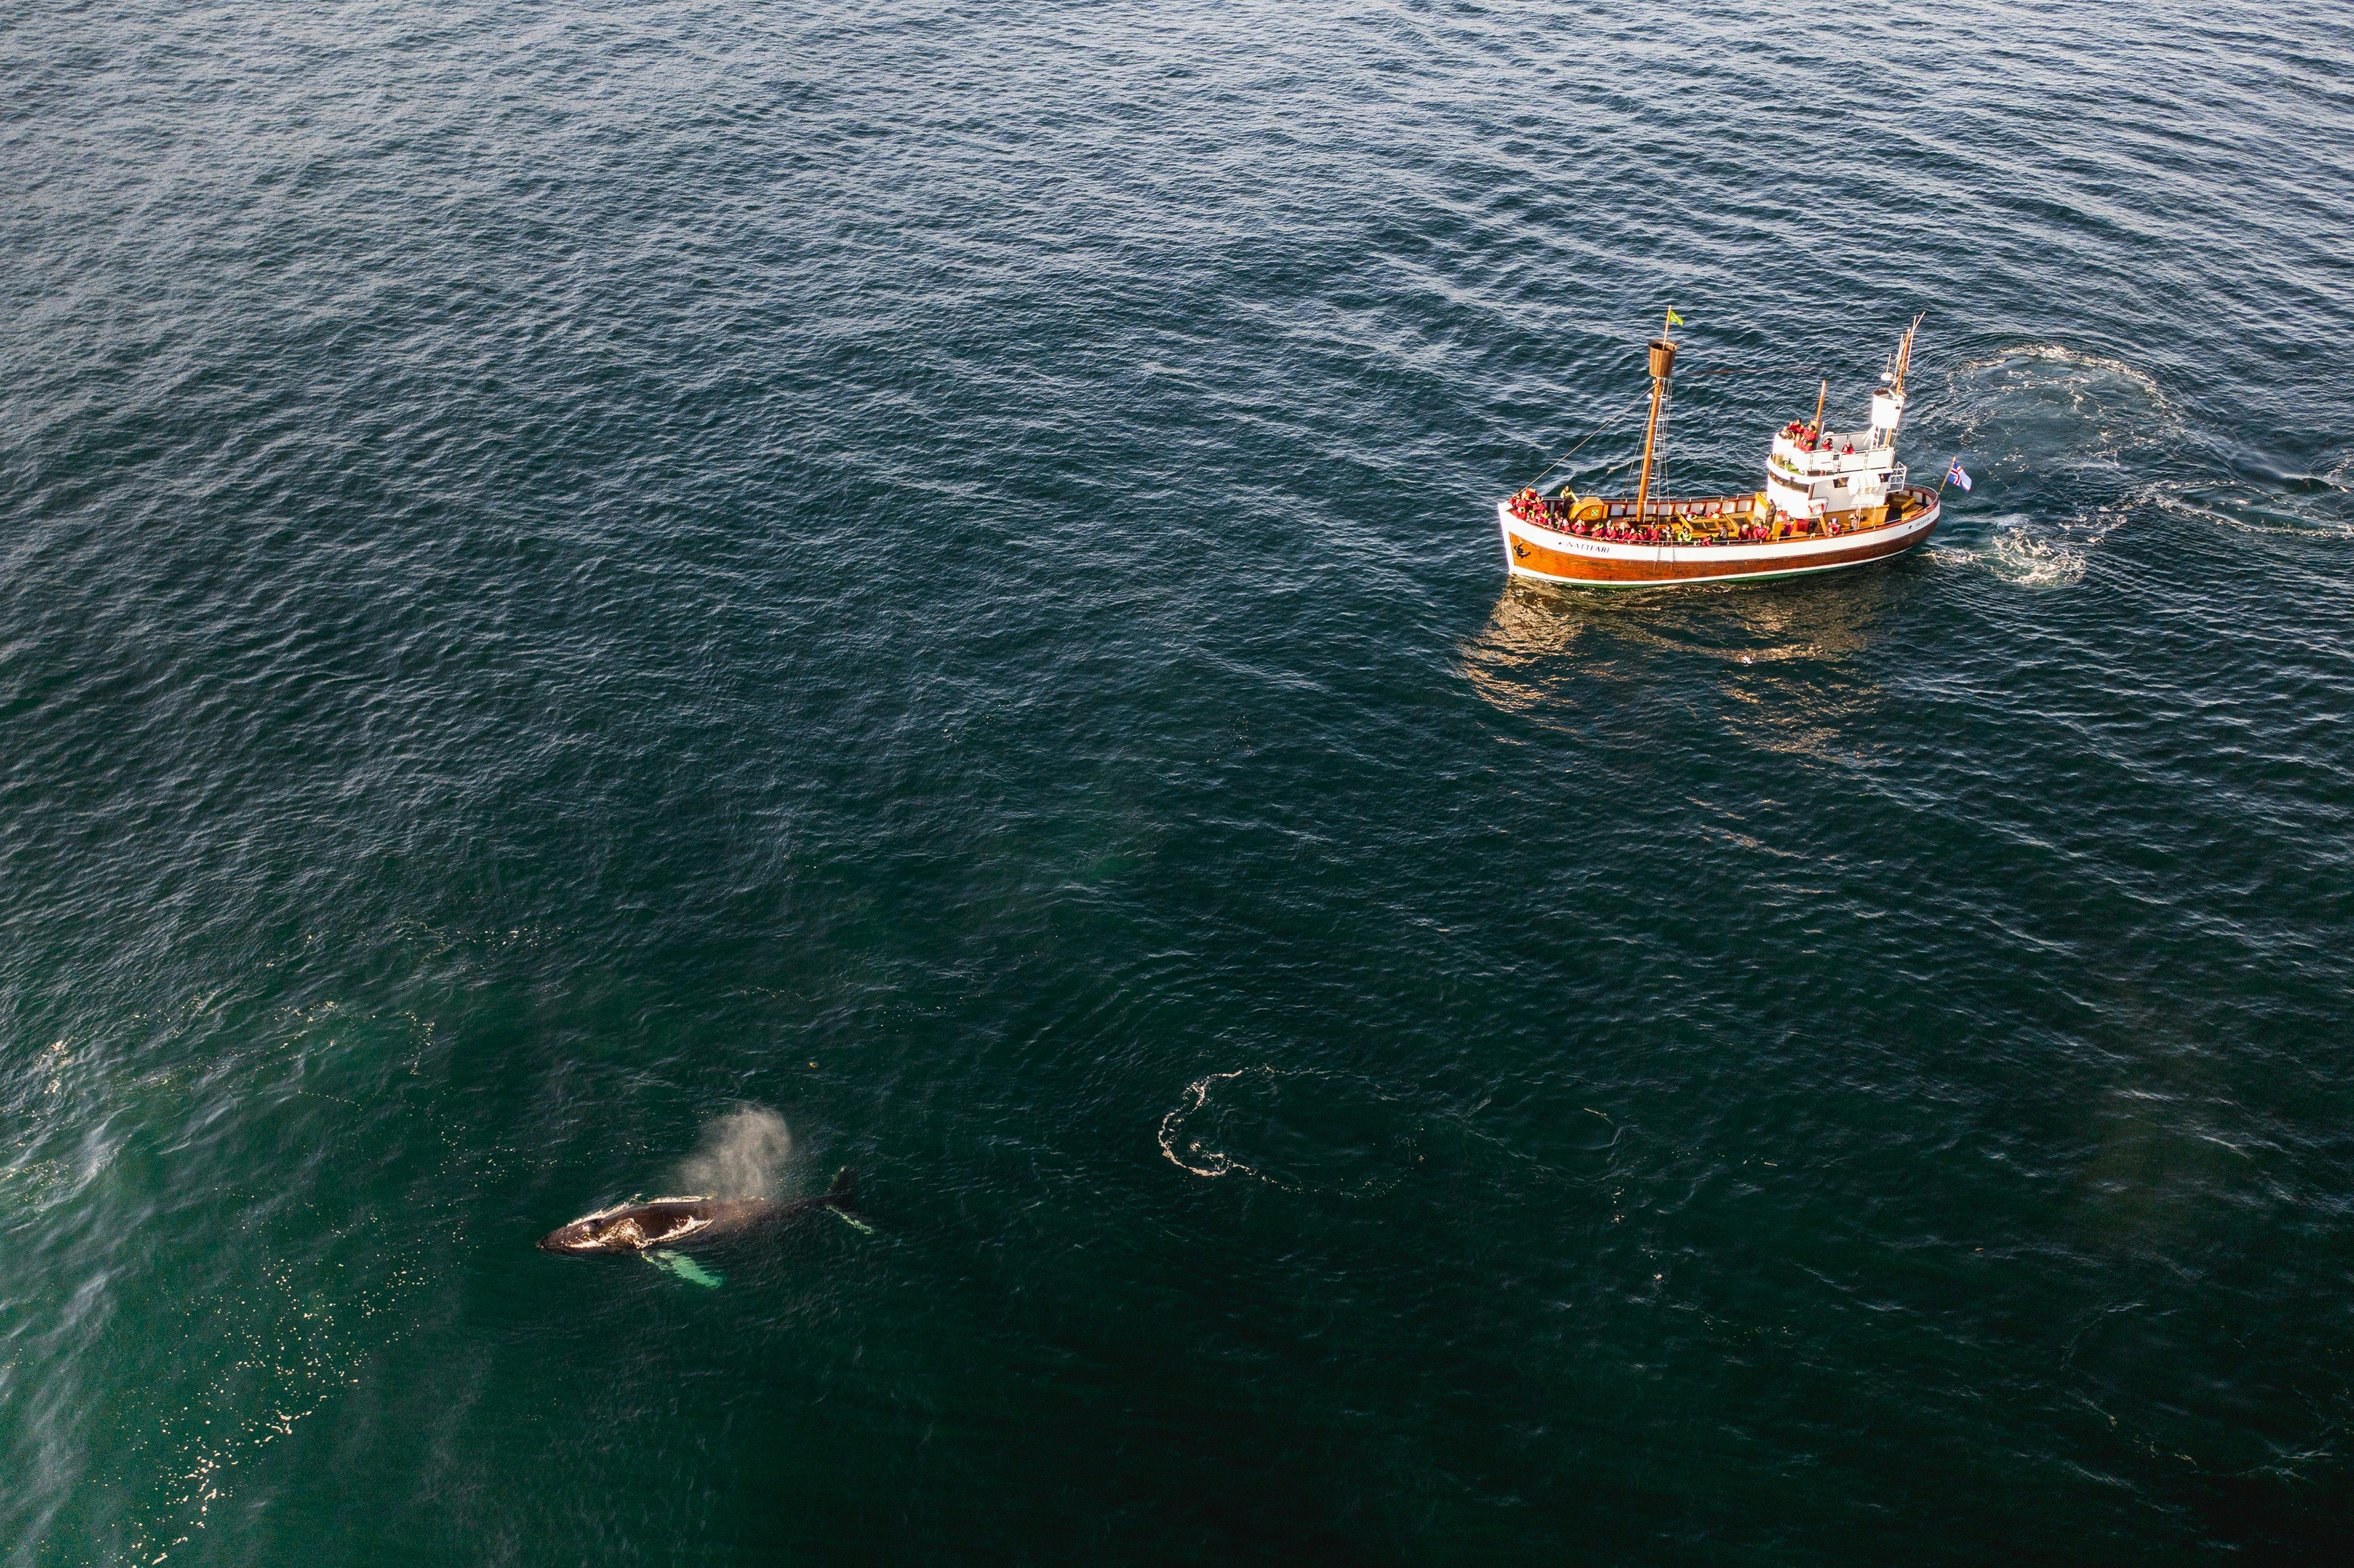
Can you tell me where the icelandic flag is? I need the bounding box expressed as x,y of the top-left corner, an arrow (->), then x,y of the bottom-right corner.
1947,459 -> 1973,492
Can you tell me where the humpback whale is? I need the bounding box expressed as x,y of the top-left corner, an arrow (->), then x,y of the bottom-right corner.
538,1167 -> 864,1257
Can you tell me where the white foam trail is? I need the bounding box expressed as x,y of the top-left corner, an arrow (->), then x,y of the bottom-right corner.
1159,1068 -> 1253,1178
2149,480 -> 2354,540
674,1106 -> 794,1200
1936,345 -> 2180,524
1952,343 -> 2174,419
1156,1065 -> 1419,1199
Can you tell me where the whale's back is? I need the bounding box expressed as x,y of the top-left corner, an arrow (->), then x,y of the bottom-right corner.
540,1172 -> 859,1256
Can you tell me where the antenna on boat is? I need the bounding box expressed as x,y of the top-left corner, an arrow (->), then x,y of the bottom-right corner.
1890,312 -> 1925,399
1633,310 -> 1679,522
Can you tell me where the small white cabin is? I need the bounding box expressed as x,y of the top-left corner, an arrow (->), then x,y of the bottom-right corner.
1763,385 -> 1909,522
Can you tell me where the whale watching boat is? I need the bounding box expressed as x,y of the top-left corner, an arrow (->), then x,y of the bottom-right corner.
1498,314 -> 1940,587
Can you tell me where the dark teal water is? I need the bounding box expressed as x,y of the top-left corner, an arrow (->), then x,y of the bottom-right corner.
6,3 -> 2353,1563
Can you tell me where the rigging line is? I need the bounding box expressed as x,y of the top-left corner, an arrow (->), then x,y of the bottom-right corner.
1684,363 -> 1827,377
1521,386 -> 1654,492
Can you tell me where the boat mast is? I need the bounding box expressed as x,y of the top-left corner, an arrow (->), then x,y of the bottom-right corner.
1811,378 -> 1828,439
1633,310 -> 1678,521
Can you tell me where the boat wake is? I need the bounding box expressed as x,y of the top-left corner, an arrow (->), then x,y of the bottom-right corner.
1986,526 -> 2089,588
1930,511 -> 2099,588
1935,345 -> 2352,554
2147,476 -> 2354,541
1982,521 -> 2091,588
1926,345 -> 2185,581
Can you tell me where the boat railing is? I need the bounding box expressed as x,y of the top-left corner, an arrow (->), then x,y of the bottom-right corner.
1771,438 -> 1893,477
1507,483 -> 1933,547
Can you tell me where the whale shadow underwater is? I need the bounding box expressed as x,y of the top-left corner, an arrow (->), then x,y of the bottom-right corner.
538,1168 -> 868,1286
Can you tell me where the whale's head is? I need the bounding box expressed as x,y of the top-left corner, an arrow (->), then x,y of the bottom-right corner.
536,1209 -> 650,1255
538,1200 -> 714,1255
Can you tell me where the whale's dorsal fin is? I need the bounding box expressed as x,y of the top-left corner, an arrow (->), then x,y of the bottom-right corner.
823,1168 -> 870,1231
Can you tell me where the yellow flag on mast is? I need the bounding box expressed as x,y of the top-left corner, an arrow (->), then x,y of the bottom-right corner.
1665,308 -> 1685,327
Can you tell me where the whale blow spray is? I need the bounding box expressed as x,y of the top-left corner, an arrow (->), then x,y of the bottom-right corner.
675,1106 -> 794,1200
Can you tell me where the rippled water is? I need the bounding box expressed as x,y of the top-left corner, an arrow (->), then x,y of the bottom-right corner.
6,2 -> 2353,1562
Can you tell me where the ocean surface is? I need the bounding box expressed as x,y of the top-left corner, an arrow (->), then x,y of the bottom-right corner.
5,2 -> 2353,1562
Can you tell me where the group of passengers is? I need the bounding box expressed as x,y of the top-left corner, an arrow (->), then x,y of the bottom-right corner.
1508,488 -> 1735,546
1509,486 -> 1861,547
1565,516 -> 1719,546
1504,488 -> 1564,525
1781,421 -> 1858,458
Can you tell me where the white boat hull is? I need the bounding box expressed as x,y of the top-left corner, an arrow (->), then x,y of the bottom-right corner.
1498,489 -> 1942,587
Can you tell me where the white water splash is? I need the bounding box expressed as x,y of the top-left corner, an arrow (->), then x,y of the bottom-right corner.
1987,525 -> 2089,588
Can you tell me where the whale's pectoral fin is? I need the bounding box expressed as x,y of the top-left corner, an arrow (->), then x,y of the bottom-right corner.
830,1207 -> 875,1236
646,1250 -> 723,1288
